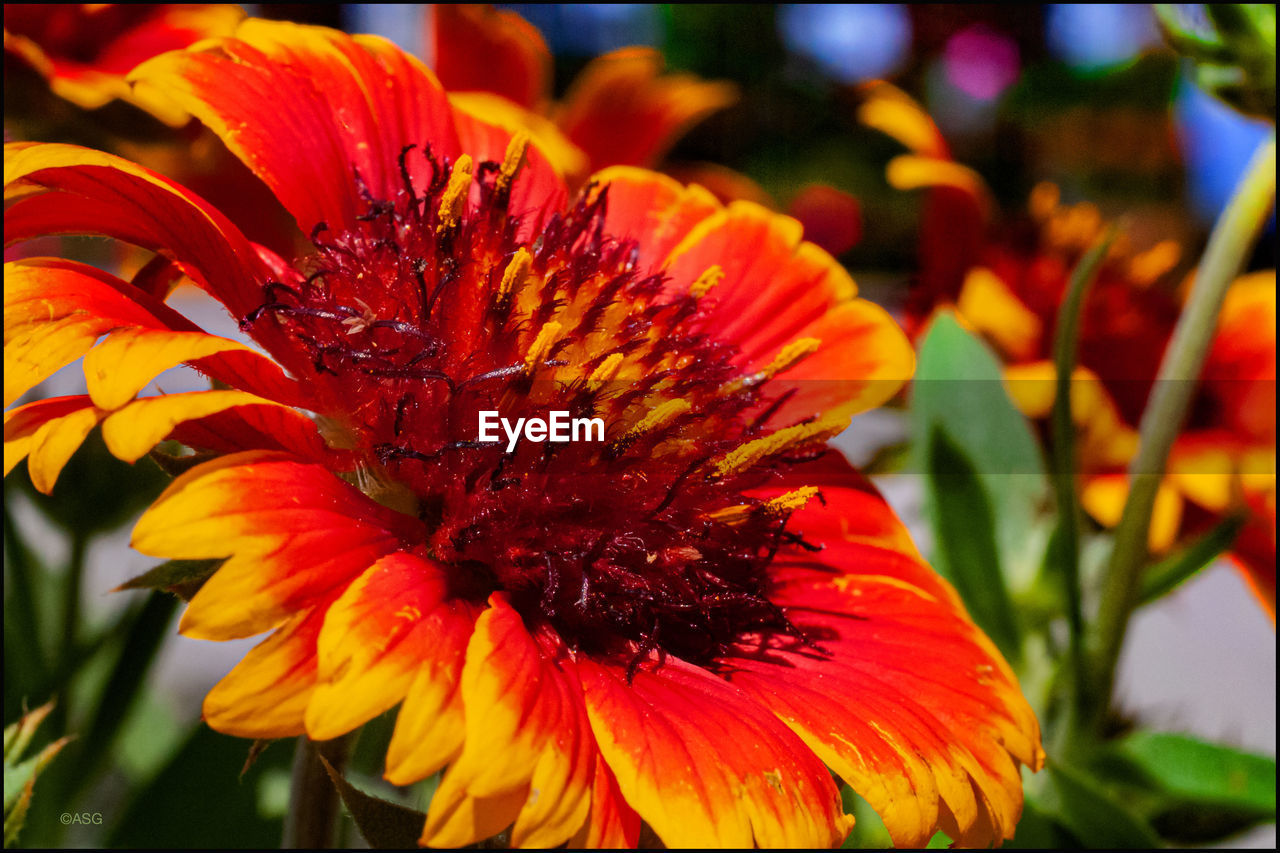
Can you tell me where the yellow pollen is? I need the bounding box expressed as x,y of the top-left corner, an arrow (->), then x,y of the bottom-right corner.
690,264 -> 724,298
707,503 -> 753,525
763,337 -> 822,377
588,352 -> 625,388
499,248 -> 532,299
524,320 -> 562,370
436,154 -> 473,232
763,486 -> 820,515
710,415 -> 846,479
495,132 -> 529,195
707,486 -> 819,525
624,398 -> 691,439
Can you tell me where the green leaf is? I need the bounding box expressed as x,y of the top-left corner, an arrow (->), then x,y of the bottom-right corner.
925,427 -> 1021,662
912,312 -> 1049,593
3,703 -> 68,849
1044,761 -> 1162,848
116,559 -> 222,601
1138,514 -> 1246,605
319,755 -> 426,849
1106,731 -> 1277,842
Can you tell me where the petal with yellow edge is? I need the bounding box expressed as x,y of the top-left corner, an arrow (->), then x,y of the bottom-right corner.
422,595 -> 594,848
3,395 -> 105,493
727,570 -> 1040,848
567,754 -> 641,849
579,653 -> 852,849
592,166 -> 721,276
202,597 -> 333,740
83,327 -> 309,411
306,551 -> 472,741
131,20 -> 461,234
132,452 -> 422,641
4,258 -> 169,407
5,143 -> 272,320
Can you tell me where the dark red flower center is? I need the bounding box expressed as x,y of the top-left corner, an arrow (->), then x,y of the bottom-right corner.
242,143 -> 833,666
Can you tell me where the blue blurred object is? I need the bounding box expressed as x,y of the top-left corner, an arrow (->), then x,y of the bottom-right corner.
345,4 -> 426,59
499,4 -> 662,55
1046,4 -> 1162,73
1174,68 -> 1276,226
777,4 -> 911,84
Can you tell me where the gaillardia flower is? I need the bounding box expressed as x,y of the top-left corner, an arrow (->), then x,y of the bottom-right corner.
5,21 -> 1042,847
861,82 -> 1277,619
3,4 -> 243,125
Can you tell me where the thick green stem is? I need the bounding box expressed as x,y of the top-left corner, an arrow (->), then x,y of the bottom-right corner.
283,735 -> 350,849
1083,135 -> 1276,738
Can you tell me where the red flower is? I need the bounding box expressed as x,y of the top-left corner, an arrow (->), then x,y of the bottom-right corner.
5,21 -> 1041,846
3,4 -> 243,124
862,81 -> 1277,619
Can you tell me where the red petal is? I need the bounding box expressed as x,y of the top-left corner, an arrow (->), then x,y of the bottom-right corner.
6,143 -> 273,321
307,552 -> 477,740
431,5 -> 552,110
592,166 -> 721,278
579,655 -> 851,848
423,595 -> 594,848
130,20 -> 461,234
557,47 -> 737,171
132,452 -> 423,640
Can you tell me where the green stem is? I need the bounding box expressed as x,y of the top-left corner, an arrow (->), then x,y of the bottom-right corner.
283,735 -> 349,849
1084,134 -> 1276,738
1048,228 -> 1117,750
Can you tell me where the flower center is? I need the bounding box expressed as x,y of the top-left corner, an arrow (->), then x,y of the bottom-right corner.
241,142 -> 833,666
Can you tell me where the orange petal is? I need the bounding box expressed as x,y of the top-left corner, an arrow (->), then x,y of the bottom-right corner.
557,47 -> 737,171
203,599 -> 331,739
131,452 -> 421,640
423,596 -> 594,848
431,4 -> 552,110
664,202 -> 851,357
449,91 -> 589,187
591,166 -> 721,277
568,754 -> 641,849
166,404 -> 346,464
3,395 -> 104,493
580,654 -> 851,848
99,390 -> 294,463
384,607 -> 478,785
769,298 -> 915,422
4,258 -> 169,407
84,328 -> 306,411
750,450 -> 959,603
130,20 -> 461,234
727,573 -> 1041,847
306,552 -> 474,741
5,142 -> 271,321
447,100 -> 569,238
